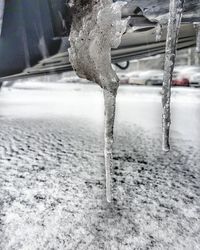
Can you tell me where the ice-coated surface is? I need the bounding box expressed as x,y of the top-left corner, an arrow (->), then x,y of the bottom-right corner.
123,0 -> 200,24
162,0 -> 184,152
69,0 -> 128,202
69,0 -> 128,90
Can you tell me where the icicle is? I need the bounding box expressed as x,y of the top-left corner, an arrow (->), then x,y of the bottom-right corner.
196,25 -> 200,53
69,0 -> 128,202
162,0 -> 184,152
103,88 -> 117,202
194,23 -> 200,53
35,0 -> 49,59
19,1 -> 30,68
155,23 -> 162,42
38,36 -> 49,59
0,0 -> 5,35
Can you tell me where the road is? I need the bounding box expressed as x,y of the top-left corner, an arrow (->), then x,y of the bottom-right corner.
0,81 -> 200,250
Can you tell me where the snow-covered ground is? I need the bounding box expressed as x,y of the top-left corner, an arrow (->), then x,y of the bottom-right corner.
0,81 -> 200,249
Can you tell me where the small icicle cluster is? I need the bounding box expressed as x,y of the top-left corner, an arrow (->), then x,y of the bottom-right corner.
69,0 -> 128,202
162,0 -> 184,152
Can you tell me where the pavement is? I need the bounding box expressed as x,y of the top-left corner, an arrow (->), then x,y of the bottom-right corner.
0,81 -> 200,250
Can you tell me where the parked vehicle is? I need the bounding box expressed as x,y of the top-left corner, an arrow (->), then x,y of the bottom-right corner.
129,70 -> 163,86
172,66 -> 200,87
0,0 -> 198,83
191,73 -> 200,87
118,73 -> 129,84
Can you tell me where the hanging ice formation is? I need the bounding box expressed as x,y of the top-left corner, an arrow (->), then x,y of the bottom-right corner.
162,0 -> 184,152
69,0 -> 128,202
0,0 -> 5,35
194,23 -> 200,53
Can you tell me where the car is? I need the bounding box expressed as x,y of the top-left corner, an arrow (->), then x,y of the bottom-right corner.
172,66 -> 200,87
128,70 -> 163,86
192,72 -> 200,87
0,0 -> 199,82
117,73 -> 129,85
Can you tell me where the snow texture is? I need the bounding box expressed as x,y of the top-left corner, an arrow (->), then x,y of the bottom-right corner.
162,0 -> 184,152
69,0 -> 128,202
0,83 -> 200,249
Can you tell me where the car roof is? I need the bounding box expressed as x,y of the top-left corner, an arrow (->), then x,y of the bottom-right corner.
174,66 -> 200,72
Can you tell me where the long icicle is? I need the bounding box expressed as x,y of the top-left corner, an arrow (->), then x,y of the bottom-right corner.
69,0 -> 128,202
162,0 -> 184,152
0,0 -> 5,35
103,88 -> 117,202
194,23 -> 200,53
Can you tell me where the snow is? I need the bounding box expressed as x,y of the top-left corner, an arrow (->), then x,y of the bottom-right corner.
0,82 -> 200,249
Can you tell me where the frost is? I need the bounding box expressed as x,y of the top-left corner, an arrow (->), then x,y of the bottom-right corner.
162,0 -> 184,152
69,0 -> 129,202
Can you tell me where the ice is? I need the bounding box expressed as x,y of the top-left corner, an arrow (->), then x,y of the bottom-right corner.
38,36 -> 49,59
124,0 -> 200,25
155,23 -> 162,42
194,23 -> 200,53
103,89 -> 117,202
69,0 -> 128,202
162,0 -> 184,152
19,2 -> 30,68
0,0 -> 5,35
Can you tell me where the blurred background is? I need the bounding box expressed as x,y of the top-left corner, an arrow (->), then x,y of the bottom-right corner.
3,47 -> 199,88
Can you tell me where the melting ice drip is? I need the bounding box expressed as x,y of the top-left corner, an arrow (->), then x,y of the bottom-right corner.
69,0 -> 128,202
162,0 -> 184,152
